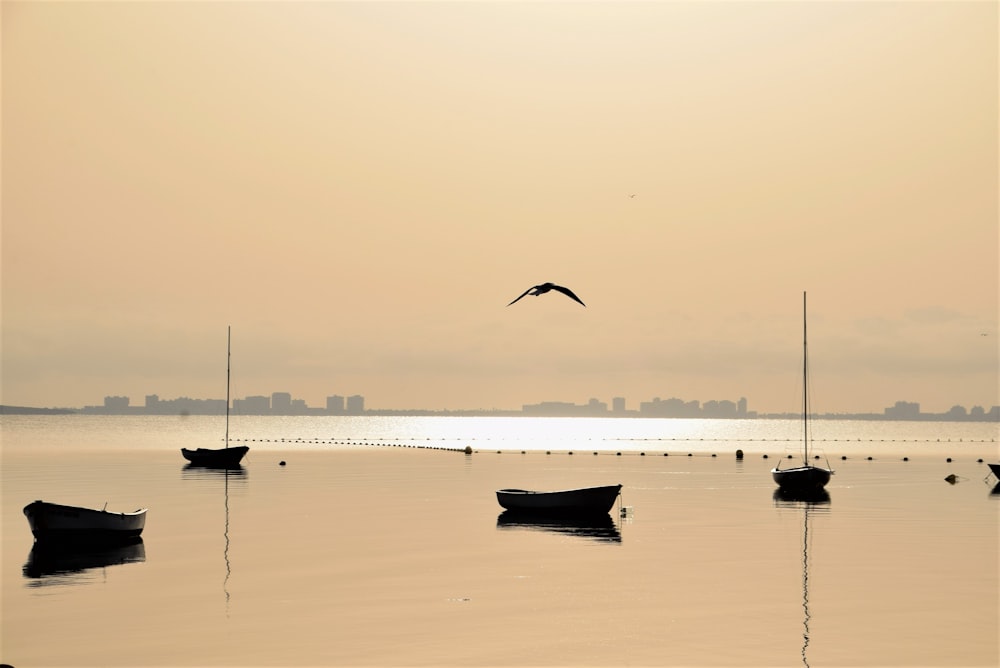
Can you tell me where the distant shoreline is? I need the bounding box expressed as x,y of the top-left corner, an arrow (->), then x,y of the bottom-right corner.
1,405 -> 997,422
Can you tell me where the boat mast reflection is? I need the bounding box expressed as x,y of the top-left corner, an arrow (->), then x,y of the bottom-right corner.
224,465 -> 232,611
182,462 -> 245,613
774,488 -> 830,668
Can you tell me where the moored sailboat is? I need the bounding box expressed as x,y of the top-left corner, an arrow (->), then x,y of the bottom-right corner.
181,327 -> 249,467
772,292 -> 833,494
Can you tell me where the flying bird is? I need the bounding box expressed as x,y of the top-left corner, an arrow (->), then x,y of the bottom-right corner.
507,282 -> 586,307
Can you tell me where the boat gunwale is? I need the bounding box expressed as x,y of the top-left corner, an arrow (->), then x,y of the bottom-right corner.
496,484 -> 622,496
24,500 -> 148,518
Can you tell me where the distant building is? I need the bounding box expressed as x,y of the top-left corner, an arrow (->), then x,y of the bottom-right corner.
104,396 -> 129,410
612,397 -> 626,414
327,395 -> 345,414
346,395 -> 365,414
640,397 -> 701,417
271,392 -> 292,413
235,395 -> 270,413
885,401 -> 920,419
945,405 -> 968,419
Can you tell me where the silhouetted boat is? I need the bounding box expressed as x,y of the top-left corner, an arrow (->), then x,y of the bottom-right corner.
496,511 -> 621,542
181,446 -> 249,467
23,537 -> 145,580
23,500 -> 146,543
495,484 -> 622,515
772,292 -> 833,494
181,326 -> 249,467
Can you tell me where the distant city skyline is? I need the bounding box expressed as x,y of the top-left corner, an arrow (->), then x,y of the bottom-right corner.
3,391 -> 997,421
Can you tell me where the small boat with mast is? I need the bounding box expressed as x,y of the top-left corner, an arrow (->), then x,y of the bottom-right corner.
181,326 -> 249,468
772,292 -> 833,494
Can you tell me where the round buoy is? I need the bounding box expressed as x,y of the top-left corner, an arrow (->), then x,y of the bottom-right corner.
946,457 -> 952,463
279,460 -> 286,466
464,445 -> 472,455
736,449 -> 744,460
763,454 -> 769,459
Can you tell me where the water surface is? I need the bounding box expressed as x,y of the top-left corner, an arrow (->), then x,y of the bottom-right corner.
2,416 -> 997,666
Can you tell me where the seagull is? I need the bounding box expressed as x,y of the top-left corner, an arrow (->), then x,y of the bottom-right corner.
507,282 -> 586,307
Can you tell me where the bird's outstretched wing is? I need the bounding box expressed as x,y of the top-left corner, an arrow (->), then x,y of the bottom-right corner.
552,285 -> 586,307
507,287 -> 535,306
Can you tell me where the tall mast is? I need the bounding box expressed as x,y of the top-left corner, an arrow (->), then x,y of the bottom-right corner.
802,292 -> 809,465
225,326 -> 231,450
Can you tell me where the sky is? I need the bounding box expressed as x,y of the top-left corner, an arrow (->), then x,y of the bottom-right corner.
2,1 -> 997,415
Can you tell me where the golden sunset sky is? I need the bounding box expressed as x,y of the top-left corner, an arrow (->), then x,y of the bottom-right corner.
2,1 -> 997,414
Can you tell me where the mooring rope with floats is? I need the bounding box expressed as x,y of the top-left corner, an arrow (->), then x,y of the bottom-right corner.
220,435 -> 995,464
225,435 -> 995,446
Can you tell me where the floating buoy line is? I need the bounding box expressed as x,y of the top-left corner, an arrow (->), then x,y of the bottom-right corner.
222,435 -> 996,462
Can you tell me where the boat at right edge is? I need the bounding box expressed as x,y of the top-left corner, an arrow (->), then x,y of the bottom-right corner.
772,291 -> 834,494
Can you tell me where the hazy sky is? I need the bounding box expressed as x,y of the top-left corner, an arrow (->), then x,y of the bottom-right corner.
2,1 -> 997,414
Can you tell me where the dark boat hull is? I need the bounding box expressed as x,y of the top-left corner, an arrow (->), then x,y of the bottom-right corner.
771,465 -> 831,493
180,446 -> 249,467
496,484 -> 622,515
23,501 -> 146,543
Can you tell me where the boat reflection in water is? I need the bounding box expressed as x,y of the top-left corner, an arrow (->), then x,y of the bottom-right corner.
773,488 -> 830,668
182,463 -> 248,478
23,537 -> 145,584
496,511 -> 621,543
183,461 -> 243,612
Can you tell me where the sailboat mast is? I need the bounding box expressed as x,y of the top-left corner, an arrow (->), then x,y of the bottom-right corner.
802,291 -> 809,465
225,326 -> 231,450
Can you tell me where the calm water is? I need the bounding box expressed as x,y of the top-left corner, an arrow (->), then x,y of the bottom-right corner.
2,415 -> 998,667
